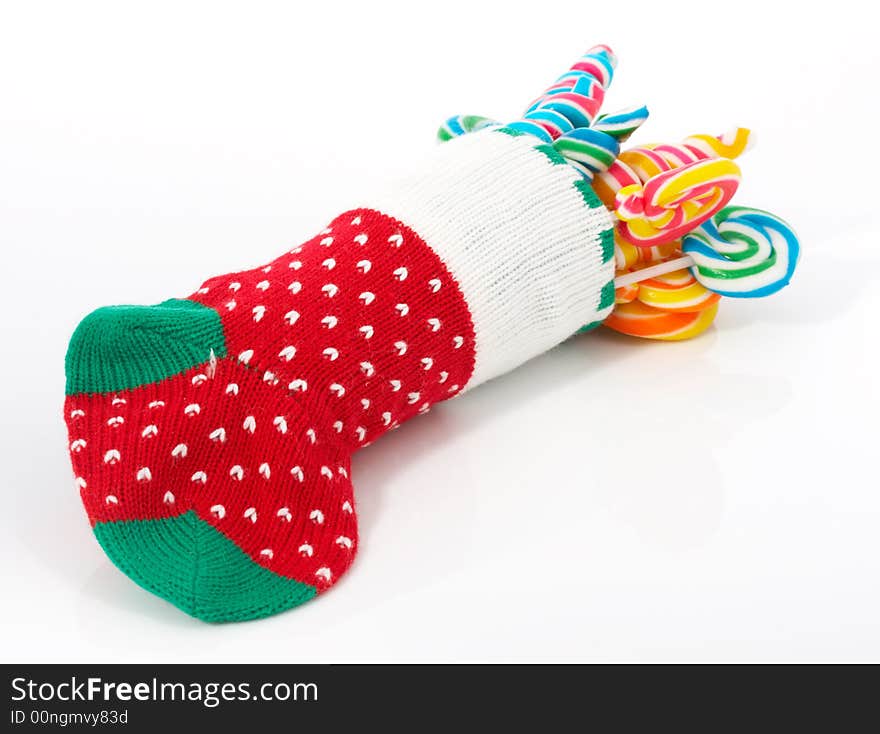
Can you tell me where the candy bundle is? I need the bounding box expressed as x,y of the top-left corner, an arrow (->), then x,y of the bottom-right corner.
440,47 -> 799,340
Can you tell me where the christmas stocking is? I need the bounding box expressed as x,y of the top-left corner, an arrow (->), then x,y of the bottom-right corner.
63,46 -> 797,621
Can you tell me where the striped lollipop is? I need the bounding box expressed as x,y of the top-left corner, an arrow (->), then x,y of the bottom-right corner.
681,206 -> 800,298
437,115 -> 499,142
552,105 -> 650,180
612,207 -> 800,298
593,128 -> 751,210
510,46 -> 618,142
592,105 -> 650,143
602,205 -> 799,340
604,297 -> 720,341
614,234 -> 679,271
615,157 -> 742,247
553,127 -> 620,180
593,128 -> 751,248
606,231 -> 721,340
437,44 -> 649,174
524,46 -> 616,119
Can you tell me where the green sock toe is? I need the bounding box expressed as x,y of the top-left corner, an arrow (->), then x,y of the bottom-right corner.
93,511 -> 317,622
65,299 -> 226,395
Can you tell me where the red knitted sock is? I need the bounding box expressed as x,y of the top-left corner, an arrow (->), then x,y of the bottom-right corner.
65,209 -> 477,620
64,46 -> 623,621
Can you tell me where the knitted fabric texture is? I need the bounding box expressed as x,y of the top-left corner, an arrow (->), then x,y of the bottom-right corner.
64,128 -> 614,622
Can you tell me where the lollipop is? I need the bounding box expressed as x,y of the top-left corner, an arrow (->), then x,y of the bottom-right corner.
614,234 -> 678,271
437,45 -> 648,164
615,157 -> 742,247
603,299 -> 720,341
592,128 -> 751,248
614,206 -> 800,297
511,46 -> 618,141
524,45 -> 617,120
592,129 -> 750,209
552,105 -> 650,180
592,105 -> 650,143
553,127 -> 620,180
437,115 -> 498,142
601,205 -> 800,340
681,206 -> 800,297
606,236 -> 721,340
632,269 -> 720,312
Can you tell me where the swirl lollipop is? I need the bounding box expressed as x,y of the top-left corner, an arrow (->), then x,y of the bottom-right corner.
606,233 -> 721,340
602,205 -> 799,340
681,206 -> 800,297
592,128 -> 751,248
593,128 -> 750,209
604,298 -> 720,341
614,206 -> 799,296
614,157 -> 742,247
632,268 -> 720,313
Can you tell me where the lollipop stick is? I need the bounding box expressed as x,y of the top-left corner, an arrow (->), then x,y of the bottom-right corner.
613,255 -> 694,288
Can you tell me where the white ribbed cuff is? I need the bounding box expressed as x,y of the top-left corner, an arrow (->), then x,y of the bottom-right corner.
359,129 -> 615,390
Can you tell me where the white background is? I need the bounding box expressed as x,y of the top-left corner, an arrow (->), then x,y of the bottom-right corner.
1,0 -> 877,662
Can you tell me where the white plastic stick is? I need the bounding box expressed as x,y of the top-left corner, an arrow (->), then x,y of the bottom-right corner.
613,255 -> 695,289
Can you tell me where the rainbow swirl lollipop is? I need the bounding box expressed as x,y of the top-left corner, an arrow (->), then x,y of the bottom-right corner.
593,128 -> 751,248
606,232 -> 721,340
615,157 -> 742,247
682,206 -> 800,298
602,206 -> 800,340
604,299 -> 720,341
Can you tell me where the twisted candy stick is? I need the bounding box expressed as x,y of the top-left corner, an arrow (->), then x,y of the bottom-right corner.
511,46 -> 617,141
553,105 -> 649,180
550,44 -> 616,90
437,46 -> 618,144
593,106 -> 650,142
513,50 -> 649,180
614,235 -> 678,271
437,47 -> 650,185
437,115 -> 498,142
594,128 -> 750,247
